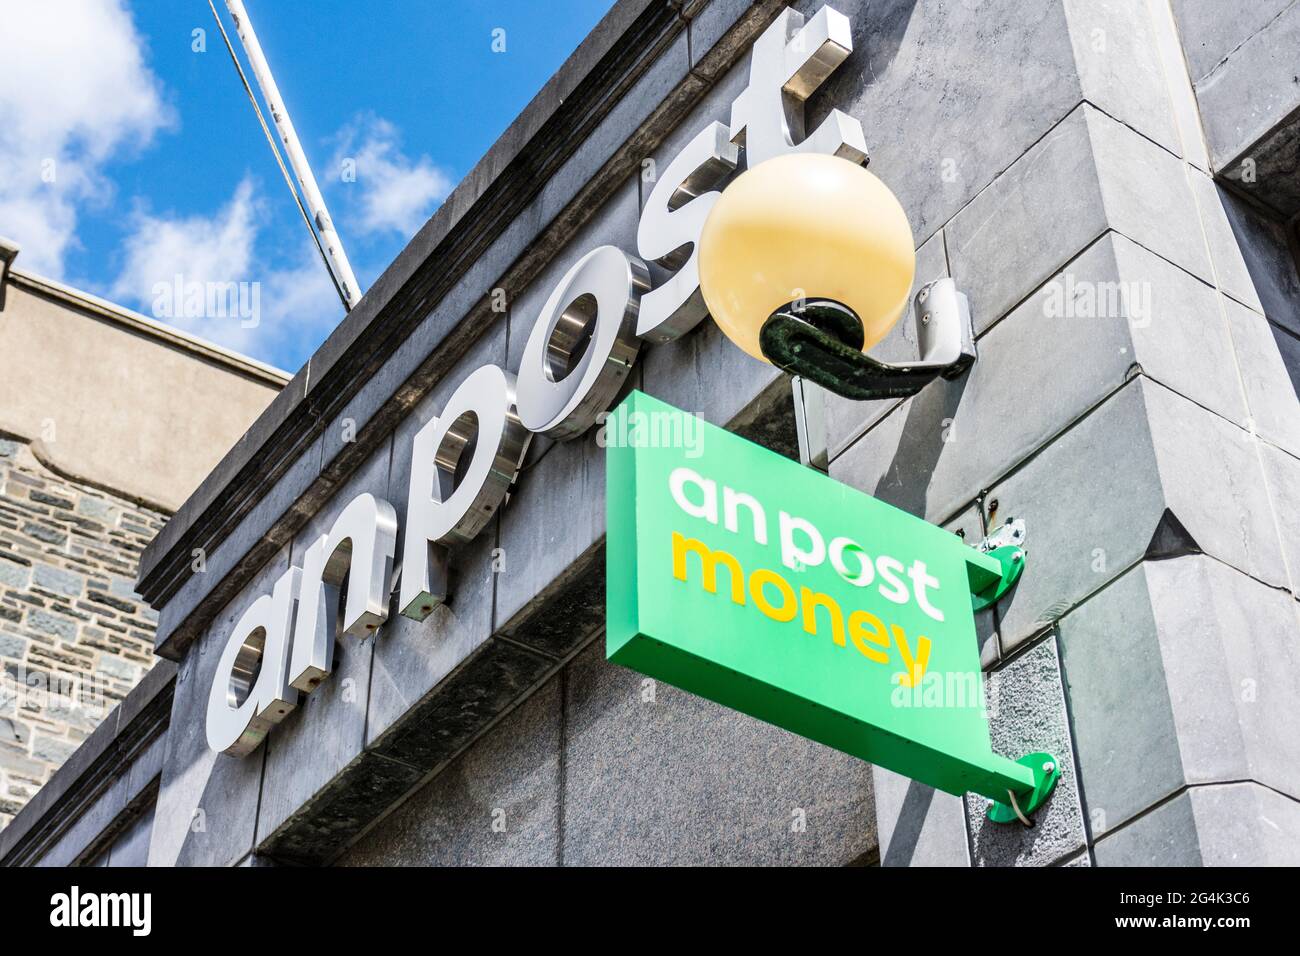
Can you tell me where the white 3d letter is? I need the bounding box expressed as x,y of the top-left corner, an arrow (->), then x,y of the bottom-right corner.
399,364 -> 530,621
515,245 -> 650,439
728,6 -> 867,167
289,492 -> 398,692
636,122 -> 738,343
206,566 -> 302,756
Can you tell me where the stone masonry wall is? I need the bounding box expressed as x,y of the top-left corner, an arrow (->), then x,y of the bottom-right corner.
0,435 -> 164,830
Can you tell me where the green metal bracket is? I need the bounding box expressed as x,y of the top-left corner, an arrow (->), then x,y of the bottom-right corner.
971,544 -> 1024,612
987,752 -> 1062,825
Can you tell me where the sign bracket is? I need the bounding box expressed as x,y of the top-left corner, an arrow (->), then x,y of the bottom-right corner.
971,518 -> 1026,612
987,752 -> 1062,826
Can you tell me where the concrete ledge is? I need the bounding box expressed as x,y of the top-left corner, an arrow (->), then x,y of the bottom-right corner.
5,270 -> 290,388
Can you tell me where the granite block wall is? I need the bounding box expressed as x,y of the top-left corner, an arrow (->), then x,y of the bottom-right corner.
0,437 -> 163,830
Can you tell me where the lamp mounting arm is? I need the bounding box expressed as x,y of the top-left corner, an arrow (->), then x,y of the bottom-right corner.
762,278 -> 977,402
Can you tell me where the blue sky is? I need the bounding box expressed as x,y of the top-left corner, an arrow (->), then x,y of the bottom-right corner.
0,0 -> 613,372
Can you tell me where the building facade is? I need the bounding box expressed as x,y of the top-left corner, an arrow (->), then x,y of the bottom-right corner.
0,258 -> 287,834
4,0 -> 1300,867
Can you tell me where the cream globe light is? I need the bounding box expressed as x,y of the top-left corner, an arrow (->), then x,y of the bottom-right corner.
698,153 -> 918,396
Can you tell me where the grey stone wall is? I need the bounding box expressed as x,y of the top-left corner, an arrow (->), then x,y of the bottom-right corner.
118,0 -> 1300,867
1173,0 -> 1300,217
825,0 -> 1300,866
339,639 -> 876,866
0,437 -> 163,830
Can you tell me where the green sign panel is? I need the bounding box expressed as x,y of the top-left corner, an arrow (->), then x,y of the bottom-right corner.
605,390 -> 1037,802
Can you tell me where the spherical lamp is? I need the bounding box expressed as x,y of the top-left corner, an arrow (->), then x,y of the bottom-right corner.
698,153 -> 916,390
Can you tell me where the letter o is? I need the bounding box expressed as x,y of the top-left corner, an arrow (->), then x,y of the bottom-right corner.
750,568 -> 798,622
830,536 -> 873,586
515,245 -> 650,439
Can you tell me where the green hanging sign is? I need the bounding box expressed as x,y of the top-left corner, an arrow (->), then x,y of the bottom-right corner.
605,390 -> 1056,811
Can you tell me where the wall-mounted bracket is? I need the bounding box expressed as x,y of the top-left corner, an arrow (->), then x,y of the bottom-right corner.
987,752 -> 1062,826
971,518 -> 1025,612
761,278 -> 977,401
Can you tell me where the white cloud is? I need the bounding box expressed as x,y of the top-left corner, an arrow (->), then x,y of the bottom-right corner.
0,0 -> 169,276
107,112 -> 452,366
111,177 -> 341,366
332,115 -> 453,238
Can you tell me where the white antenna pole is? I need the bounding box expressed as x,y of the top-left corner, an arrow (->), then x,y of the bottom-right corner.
223,0 -> 362,309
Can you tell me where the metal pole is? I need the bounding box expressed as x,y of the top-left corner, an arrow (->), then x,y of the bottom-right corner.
791,376 -> 829,473
223,0 -> 362,309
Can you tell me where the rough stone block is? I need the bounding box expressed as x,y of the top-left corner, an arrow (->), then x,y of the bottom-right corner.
27,609 -> 76,641
0,557 -> 29,588
31,564 -> 82,598
964,637 -> 1087,867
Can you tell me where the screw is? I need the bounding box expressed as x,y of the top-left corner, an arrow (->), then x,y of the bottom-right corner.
1043,761 -> 1055,774
921,312 -> 931,326
919,287 -> 929,302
